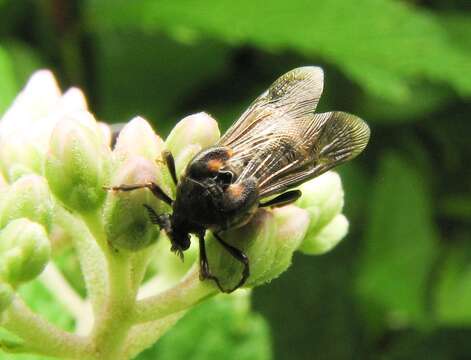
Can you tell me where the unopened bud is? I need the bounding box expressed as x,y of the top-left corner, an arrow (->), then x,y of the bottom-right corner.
165,112 -> 220,175
0,174 -> 53,231
113,117 -> 164,164
296,171 -> 347,254
45,111 -> 111,212
300,214 -> 348,255
206,206 -> 310,291
0,219 -> 51,285
104,156 -> 167,251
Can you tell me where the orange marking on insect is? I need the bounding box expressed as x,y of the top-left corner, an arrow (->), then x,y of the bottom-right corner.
207,159 -> 224,172
226,148 -> 234,158
227,184 -> 244,199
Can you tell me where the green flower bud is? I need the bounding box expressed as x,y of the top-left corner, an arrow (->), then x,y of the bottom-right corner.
104,156 -> 167,251
206,206 -> 310,291
45,111 -> 111,212
0,218 -> 51,286
114,117 -> 164,163
296,171 -> 347,254
0,174 -> 53,232
300,214 -> 348,255
0,136 -> 43,181
0,283 -> 14,313
165,112 -> 220,175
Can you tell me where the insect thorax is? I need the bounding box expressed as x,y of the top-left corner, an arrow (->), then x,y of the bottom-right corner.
171,147 -> 259,233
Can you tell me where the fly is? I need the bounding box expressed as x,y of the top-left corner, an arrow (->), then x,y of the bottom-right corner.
107,67 -> 370,293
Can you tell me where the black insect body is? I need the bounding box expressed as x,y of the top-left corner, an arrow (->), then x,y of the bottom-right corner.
108,67 -> 370,293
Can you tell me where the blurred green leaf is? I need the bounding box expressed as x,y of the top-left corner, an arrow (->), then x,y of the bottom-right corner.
434,239 -> 471,325
0,45 -> 17,115
94,32 -> 230,134
356,153 -> 439,327
138,293 -> 272,360
441,13 -> 471,56
18,280 -> 75,331
85,0 -> 471,102
3,41 -> 43,86
439,195 -> 471,222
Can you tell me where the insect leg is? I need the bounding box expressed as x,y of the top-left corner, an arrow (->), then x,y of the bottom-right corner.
213,232 -> 250,293
197,232 -> 226,292
162,150 -> 178,185
259,190 -> 302,208
105,182 -> 173,206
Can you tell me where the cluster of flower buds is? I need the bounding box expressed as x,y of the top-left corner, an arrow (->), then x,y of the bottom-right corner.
0,70 -> 350,358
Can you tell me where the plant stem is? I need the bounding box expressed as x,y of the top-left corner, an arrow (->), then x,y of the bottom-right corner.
133,265 -> 217,324
1,296 -> 93,359
55,206 -> 107,316
123,311 -> 186,359
91,252 -> 135,360
82,210 -> 137,359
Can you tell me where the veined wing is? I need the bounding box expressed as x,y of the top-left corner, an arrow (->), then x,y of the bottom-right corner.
252,111 -> 370,198
217,67 -> 369,198
218,66 -> 324,148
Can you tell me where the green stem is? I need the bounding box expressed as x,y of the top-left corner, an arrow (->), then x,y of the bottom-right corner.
82,210 -> 137,360
123,311 -> 186,359
133,265 -> 217,324
54,206 -> 107,316
1,296 -> 93,359
92,253 -> 135,360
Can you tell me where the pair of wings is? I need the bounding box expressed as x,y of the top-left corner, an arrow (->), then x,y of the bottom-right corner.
217,67 -> 370,198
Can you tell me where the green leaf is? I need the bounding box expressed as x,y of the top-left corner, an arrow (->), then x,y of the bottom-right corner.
93,31 -> 230,134
85,0 -> 471,102
355,153 -> 439,327
18,280 -> 75,331
137,293 -> 272,360
434,240 -> 471,325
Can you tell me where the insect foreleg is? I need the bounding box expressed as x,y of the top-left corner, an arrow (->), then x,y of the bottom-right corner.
162,150 -> 178,185
259,190 -> 302,208
213,232 -> 250,293
105,182 -> 173,206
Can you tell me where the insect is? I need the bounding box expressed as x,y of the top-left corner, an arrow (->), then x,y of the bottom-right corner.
107,67 -> 370,293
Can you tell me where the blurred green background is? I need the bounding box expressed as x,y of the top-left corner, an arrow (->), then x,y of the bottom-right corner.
1,0 -> 470,359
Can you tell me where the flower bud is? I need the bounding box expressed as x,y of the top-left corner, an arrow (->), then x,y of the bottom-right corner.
295,171 -> 347,254
98,122 -> 112,148
206,206 -> 310,291
0,282 -> 14,313
0,174 -> 53,232
300,214 -> 348,255
0,218 -> 51,286
113,117 -> 164,164
165,112 -> 220,175
104,156 -> 167,251
45,111 -> 111,212
0,70 -> 61,130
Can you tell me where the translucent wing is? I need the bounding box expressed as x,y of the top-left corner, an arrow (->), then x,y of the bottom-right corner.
218,66 -> 324,147
253,111 -> 370,197
218,67 -> 370,198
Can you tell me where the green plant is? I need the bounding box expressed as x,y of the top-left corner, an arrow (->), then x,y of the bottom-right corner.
0,70 -> 348,359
